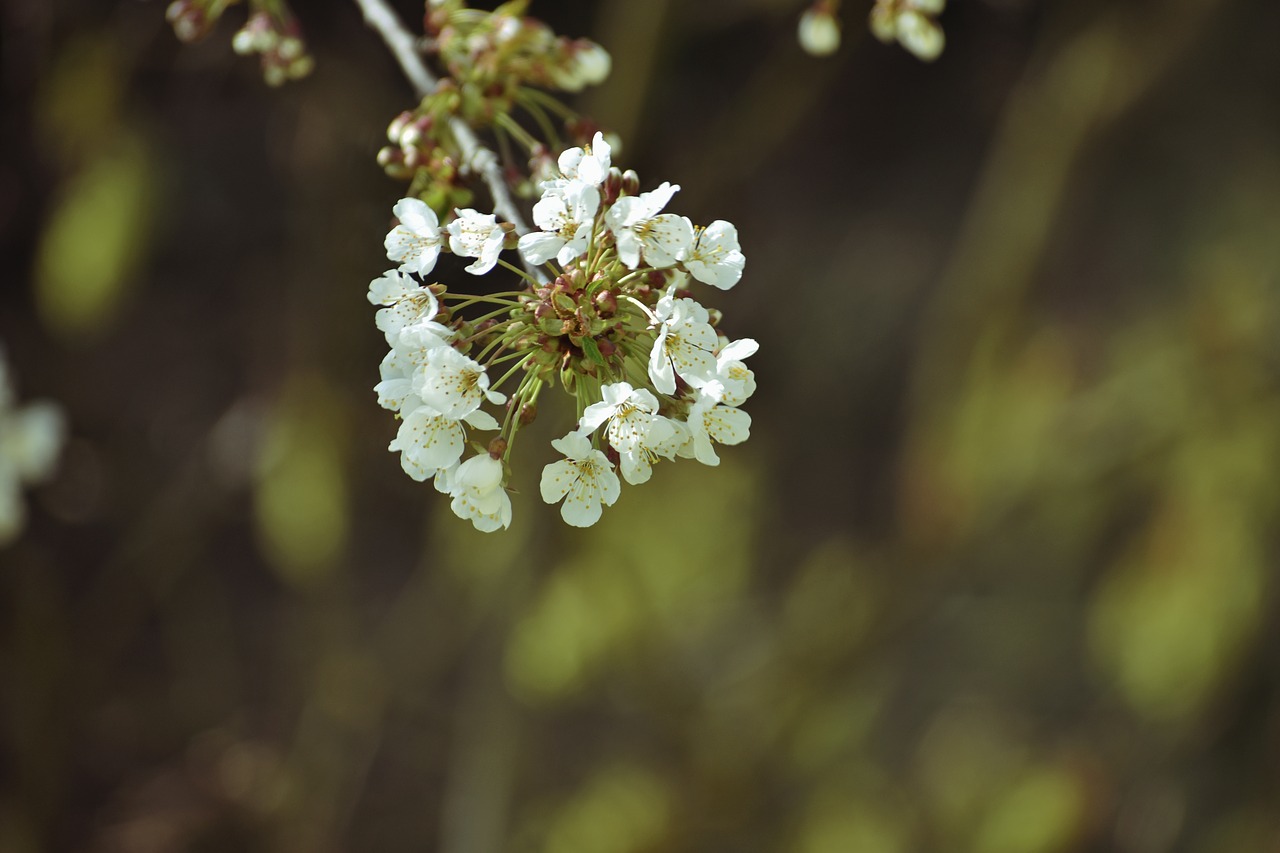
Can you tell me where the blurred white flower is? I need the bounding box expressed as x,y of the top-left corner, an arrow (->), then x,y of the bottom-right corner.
798,7 -> 841,57
0,347 -> 66,546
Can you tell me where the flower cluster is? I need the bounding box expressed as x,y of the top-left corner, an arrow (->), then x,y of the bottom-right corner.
870,0 -> 946,62
379,1 -> 610,194
369,134 -> 757,530
166,0 -> 313,86
0,346 -> 65,547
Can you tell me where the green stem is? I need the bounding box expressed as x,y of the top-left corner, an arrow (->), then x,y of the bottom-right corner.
496,258 -> 542,287
519,87 -> 577,121
492,352 -> 536,391
495,113 -> 538,152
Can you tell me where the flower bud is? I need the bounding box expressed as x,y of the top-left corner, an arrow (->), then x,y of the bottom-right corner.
896,11 -> 944,61
621,169 -> 640,197
603,168 -> 623,205
798,7 -> 841,57
387,111 -> 412,143
593,289 -> 617,317
519,402 -> 538,426
487,437 -> 508,459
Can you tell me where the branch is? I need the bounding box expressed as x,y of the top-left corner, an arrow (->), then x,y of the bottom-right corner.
353,0 -> 534,240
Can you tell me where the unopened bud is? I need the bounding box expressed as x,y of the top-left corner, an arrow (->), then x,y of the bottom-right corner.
621,169 -> 640,197
593,289 -> 617,317
896,11 -> 944,61
519,402 -> 538,426
487,437 -> 507,459
798,7 -> 841,57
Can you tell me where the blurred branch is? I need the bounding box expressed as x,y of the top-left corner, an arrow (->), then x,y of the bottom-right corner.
352,0 -> 535,243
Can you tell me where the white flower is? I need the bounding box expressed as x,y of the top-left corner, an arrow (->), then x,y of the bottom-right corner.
374,323 -> 454,412
682,220 -> 745,289
447,208 -> 506,275
389,401 -> 498,480
578,382 -> 665,452
0,350 -> 65,546
554,132 -> 612,188
448,454 -> 512,532
384,198 -> 443,276
685,388 -> 752,467
687,338 -> 759,407
798,8 -> 841,57
414,347 -> 505,419
577,382 -> 677,485
552,40 -> 612,91
517,180 -> 601,266
605,182 -> 693,269
539,432 -> 620,527
647,294 -> 719,395
367,270 -> 450,345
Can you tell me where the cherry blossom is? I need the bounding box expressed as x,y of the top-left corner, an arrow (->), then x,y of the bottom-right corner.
539,432 -> 620,527
384,197 -> 443,277
682,220 -> 745,289
605,182 -> 693,269
414,347 -> 506,419
447,208 -> 505,275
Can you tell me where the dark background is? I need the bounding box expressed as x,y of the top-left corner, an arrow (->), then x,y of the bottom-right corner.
3,0 -> 1280,850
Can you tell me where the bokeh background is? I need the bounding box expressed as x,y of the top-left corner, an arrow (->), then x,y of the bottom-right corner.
4,0 -> 1280,850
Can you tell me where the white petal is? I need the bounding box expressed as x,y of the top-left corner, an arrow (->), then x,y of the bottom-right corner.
641,214 -> 694,268
518,231 -> 564,266
648,335 -> 676,395
718,338 -> 758,362
540,458 -> 577,503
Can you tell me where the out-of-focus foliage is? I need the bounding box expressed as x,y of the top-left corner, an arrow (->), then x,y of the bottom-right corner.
4,0 -> 1280,851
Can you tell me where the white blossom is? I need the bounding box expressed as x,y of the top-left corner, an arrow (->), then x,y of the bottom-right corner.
447,208 -> 506,275
374,323 -> 454,412
554,132 -> 612,188
552,40 -> 612,91
577,382 -> 677,486
682,220 -> 745,289
384,197 -> 443,277
685,387 -> 752,467
448,454 -> 512,532
367,270 -> 450,346
0,349 -> 65,546
389,401 -> 499,480
414,347 -> 506,420
539,432 -> 620,527
605,182 -> 693,269
687,338 -> 759,407
518,180 -> 601,266
647,293 -> 719,395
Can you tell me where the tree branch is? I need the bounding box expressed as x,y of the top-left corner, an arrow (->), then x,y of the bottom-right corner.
353,0 -> 535,240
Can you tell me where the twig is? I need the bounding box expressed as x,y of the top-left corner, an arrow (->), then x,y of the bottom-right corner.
353,0 -> 534,241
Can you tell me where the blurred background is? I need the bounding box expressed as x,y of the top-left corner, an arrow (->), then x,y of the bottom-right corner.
4,0 -> 1280,850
